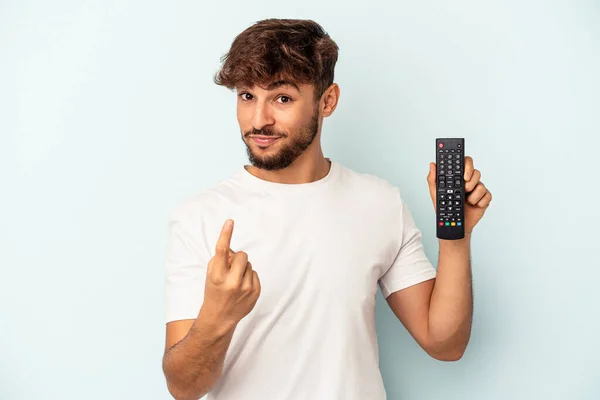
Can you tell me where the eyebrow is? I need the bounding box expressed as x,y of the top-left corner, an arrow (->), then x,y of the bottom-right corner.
267,80 -> 300,91
238,80 -> 300,92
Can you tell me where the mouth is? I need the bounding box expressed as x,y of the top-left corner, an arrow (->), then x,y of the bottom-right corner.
249,136 -> 282,147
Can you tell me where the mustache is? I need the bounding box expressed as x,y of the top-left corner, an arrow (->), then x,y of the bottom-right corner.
244,127 -> 286,137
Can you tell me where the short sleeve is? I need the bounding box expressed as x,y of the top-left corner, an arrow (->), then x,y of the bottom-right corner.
378,192 -> 437,298
164,205 -> 210,323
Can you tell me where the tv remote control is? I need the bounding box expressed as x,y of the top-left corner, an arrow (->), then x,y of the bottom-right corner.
436,138 -> 465,240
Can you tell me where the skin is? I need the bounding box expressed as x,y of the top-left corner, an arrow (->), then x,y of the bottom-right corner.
387,157 -> 491,361
162,221 -> 260,400
236,80 -> 338,183
162,79 -> 492,399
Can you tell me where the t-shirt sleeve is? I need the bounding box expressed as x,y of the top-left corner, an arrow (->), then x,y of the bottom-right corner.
164,204 -> 209,323
378,191 -> 437,298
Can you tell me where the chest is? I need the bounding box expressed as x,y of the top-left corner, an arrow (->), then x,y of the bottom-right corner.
223,192 -> 398,312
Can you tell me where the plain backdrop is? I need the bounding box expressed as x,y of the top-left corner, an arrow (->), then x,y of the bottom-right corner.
1,1 -> 599,399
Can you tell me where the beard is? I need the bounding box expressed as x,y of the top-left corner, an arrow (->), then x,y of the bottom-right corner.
241,108 -> 320,171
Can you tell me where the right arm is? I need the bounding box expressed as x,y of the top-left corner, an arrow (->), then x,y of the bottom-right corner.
162,312 -> 236,400
162,219 -> 261,400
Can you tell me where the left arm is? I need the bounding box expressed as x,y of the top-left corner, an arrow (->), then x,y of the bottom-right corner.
386,235 -> 472,361
386,156 -> 491,361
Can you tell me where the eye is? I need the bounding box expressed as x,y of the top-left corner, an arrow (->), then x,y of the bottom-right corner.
277,96 -> 292,104
239,93 -> 253,101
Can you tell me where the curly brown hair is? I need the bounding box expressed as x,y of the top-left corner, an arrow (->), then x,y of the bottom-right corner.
214,18 -> 339,103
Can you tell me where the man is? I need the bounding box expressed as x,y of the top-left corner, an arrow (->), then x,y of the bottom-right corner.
162,18 -> 492,400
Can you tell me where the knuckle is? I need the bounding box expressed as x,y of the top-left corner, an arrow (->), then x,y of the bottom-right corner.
225,279 -> 240,292
209,271 -> 225,285
216,245 -> 229,255
241,282 -> 252,293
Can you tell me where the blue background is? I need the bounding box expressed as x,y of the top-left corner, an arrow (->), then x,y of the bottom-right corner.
1,1 -> 598,398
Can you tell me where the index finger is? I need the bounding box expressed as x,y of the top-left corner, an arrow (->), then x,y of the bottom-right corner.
215,219 -> 234,259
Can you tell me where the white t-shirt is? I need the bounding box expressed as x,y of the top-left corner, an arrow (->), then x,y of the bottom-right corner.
164,160 -> 437,400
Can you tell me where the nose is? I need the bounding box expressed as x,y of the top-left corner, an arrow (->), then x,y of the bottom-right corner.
251,102 -> 275,131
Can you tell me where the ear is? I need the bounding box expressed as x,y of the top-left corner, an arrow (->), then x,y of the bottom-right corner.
320,83 -> 340,117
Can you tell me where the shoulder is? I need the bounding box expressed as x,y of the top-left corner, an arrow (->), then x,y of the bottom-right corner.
335,162 -> 403,206
167,171 -> 245,225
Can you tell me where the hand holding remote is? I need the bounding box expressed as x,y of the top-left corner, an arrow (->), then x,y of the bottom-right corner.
427,139 -> 492,239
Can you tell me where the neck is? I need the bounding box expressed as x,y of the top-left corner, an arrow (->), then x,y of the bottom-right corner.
245,143 -> 331,185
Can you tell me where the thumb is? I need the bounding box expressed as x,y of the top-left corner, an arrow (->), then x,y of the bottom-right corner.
427,162 -> 437,189
427,162 -> 437,208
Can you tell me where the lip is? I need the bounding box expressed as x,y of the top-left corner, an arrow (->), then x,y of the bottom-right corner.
250,136 -> 281,147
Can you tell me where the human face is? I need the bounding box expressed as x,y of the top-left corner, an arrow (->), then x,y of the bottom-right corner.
237,80 -> 320,171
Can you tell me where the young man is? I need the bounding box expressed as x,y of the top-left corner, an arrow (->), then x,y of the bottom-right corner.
162,18 -> 492,400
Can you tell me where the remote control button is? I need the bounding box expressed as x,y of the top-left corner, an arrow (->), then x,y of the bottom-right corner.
447,154 -> 453,159
445,222 -> 450,226
439,181 -> 445,188
457,143 -> 461,148
451,149 -> 455,153
457,222 -> 462,226
455,179 -> 461,186
451,222 -> 456,226
446,189 -> 454,193
440,207 -> 446,211
455,154 -> 460,159
454,200 -> 461,206
457,149 -> 462,153
438,175 -> 446,181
